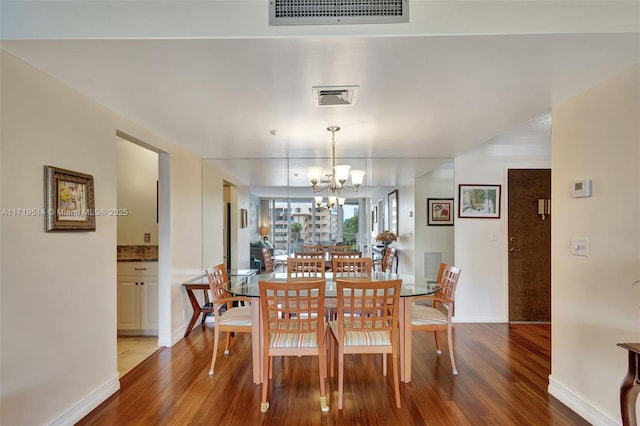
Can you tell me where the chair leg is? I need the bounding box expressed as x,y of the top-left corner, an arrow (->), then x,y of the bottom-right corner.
338,347 -> 345,410
383,354 -> 387,376
392,350 -> 401,408
447,323 -> 458,375
260,352 -> 270,413
329,330 -> 335,378
208,325 -> 220,376
318,345 -> 329,413
434,330 -> 442,354
224,332 -> 232,356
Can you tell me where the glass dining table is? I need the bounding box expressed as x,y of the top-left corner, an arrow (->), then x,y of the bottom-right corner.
222,271 -> 440,385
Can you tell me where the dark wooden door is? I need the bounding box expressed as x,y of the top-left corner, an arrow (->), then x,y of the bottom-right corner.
508,169 -> 551,322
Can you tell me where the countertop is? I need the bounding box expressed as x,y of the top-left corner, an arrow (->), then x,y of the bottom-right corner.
117,245 -> 158,262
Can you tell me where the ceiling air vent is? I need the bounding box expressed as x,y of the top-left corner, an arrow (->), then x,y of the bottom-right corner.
313,86 -> 359,107
269,0 -> 409,26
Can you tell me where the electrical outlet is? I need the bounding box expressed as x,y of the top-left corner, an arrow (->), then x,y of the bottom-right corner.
144,233 -> 151,243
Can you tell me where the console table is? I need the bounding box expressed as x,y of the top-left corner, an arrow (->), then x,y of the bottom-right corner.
618,343 -> 640,426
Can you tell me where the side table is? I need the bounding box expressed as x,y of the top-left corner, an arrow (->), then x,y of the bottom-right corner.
618,343 -> 640,426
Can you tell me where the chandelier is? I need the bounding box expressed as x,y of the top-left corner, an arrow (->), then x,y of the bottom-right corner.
307,126 -> 366,196
314,195 -> 345,209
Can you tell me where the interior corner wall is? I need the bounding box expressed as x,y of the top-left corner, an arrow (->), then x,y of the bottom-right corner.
549,65 -> 640,425
415,164 -> 455,278
202,160 -> 224,270
0,50 -> 205,425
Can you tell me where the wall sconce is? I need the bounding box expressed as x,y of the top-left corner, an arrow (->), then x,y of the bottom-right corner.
260,225 -> 270,241
538,199 -> 551,220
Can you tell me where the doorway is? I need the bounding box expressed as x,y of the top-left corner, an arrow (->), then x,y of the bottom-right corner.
507,169 -> 551,322
116,134 -> 161,373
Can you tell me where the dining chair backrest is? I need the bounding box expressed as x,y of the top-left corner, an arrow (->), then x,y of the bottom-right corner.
331,251 -> 362,259
332,257 -> 372,278
287,257 -> 326,280
262,247 -> 275,273
435,264 -> 462,311
205,263 -> 230,303
300,244 -> 325,253
374,246 -> 397,272
294,251 -> 325,258
335,278 -> 401,330
259,279 -> 326,338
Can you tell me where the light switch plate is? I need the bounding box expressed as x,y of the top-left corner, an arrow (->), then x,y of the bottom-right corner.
571,238 -> 589,256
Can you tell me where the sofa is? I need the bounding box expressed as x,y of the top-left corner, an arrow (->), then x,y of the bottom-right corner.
250,241 -> 274,270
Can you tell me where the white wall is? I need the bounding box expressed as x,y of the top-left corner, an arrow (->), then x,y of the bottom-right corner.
0,50 -> 206,425
454,141 -> 551,322
549,65 -> 640,425
117,139 -> 158,245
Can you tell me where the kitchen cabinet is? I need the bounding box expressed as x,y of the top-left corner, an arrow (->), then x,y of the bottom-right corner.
117,261 -> 158,335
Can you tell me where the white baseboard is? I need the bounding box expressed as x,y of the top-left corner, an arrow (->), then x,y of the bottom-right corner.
49,373 -> 120,426
548,375 -> 618,426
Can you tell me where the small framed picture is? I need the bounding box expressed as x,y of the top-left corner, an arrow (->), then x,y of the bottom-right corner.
240,208 -> 248,228
427,198 -> 454,226
458,184 -> 501,219
44,165 -> 96,231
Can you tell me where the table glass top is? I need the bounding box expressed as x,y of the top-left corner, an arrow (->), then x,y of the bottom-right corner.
222,271 -> 439,298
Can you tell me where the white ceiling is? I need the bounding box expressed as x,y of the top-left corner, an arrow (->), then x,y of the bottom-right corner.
1,1 -> 638,192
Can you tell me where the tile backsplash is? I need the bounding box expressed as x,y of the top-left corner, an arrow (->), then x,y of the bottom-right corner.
117,245 -> 158,261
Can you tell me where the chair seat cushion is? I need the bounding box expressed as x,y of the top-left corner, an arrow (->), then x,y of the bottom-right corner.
269,329 -> 320,349
219,306 -> 252,326
329,321 -> 391,346
411,305 -> 447,325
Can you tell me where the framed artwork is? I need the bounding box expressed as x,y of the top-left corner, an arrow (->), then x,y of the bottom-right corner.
388,190 -> 398,235
377,199 -> 385,234
249,203 -> 258,233
240,208 -> 248,228
427,198 -> 454,226
458,184 -> 501,219
371,205 -> 377,231
44,165 -> 96,232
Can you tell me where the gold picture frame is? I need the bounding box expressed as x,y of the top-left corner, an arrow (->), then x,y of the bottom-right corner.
44,165 -> 96,232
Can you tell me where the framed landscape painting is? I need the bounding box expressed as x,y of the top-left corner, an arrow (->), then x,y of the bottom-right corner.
427,198 -> 454,226
45,165 -> 96,231
458,184 -> 501,219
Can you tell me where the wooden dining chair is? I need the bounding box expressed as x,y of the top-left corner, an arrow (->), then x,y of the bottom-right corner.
287,257 -> 326,280
373,246 -> 397,272
332,257 -> 372,278
410,264 -> 462,375
204,264 -> 253,376
327,245 -> 354,261
300,244 -> 325,253
258,279 -> 329,413
329,278 -> 402,409
262,247 -> 276,273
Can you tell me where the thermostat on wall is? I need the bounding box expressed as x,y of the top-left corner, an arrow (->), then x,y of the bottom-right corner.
572,179 -> 592,198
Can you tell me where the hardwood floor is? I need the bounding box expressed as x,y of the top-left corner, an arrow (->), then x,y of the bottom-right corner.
80,323 -> 589,425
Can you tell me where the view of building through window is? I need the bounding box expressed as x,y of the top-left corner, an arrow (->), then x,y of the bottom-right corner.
267,199 -> 360,255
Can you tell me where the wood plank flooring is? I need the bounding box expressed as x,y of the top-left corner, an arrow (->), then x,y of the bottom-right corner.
79,323 -> 590,425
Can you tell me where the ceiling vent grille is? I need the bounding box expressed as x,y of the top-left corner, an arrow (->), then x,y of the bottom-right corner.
313,86 -> 359,107
269,0 -> 409,26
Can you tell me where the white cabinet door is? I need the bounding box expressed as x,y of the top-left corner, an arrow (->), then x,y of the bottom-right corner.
140,279 -> 159,332
118,278 -> 141,330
